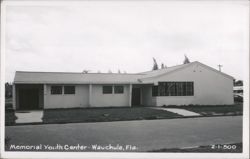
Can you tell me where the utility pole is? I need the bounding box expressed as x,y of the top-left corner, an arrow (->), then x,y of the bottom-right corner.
218,64 -> 223,72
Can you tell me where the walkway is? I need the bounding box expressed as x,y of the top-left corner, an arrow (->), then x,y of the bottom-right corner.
15,110 -> 43,124
153,107 -> 201,116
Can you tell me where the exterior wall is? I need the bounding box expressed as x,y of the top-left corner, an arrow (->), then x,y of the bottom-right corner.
44,84 -> 89,109
145,63 -> 234,106
91,84 -> 130,107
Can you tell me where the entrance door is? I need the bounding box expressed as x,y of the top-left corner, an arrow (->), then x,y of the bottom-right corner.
19,89 -> 39,110
132,88 -> 141,106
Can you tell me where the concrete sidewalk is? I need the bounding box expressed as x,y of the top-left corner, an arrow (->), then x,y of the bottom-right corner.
15,111 -> 43,124
153,107 -> 201,116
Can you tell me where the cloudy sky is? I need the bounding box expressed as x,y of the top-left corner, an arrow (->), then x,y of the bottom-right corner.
3,1 -> 249,82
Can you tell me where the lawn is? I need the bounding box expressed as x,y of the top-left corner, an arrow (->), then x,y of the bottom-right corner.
166,104 -> 243,116
5,103 -> 243,125
42,107 -> 182,124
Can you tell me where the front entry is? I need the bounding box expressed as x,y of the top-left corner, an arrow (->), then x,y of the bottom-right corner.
19,88 -> 39,110
132,87 -> 141,106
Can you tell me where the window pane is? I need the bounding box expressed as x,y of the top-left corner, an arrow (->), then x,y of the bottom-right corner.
183,82 -> 187,96
186,82 -> 194,96
159,82 -> 165,96
64,86 -> 75,94
51,86 -> 62,94
176,82 -> 183,96
165,82 -> 170,96
114,86 -> 124,94
103,86 -> 112,94
169,82 -> 176,96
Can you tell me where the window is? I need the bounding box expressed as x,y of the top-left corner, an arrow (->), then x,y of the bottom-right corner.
176,82 -> 184,96
114,86 -> 124,94
152,86 -> 158,97
167,82 -> 176,96
159,82 -> 165,96
64,86 -> 75,94
186,82 -> 194,96
103,86 -> 112,94
51,86 -> 62,94
157,82 -> 194,96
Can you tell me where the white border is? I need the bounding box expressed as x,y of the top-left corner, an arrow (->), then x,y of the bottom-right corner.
0,0 -> 7,158
0,0 -> 249,159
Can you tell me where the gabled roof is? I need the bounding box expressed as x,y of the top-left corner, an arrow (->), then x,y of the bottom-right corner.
14,61 -> 234,84
140,62 -> 192,79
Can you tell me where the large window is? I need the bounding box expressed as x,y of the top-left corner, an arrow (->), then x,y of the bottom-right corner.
114,86 -> 124,94
103,86 -> 113,94
64,86 -> 75,94
51,86 -> 63,94
153,82 -> 194,96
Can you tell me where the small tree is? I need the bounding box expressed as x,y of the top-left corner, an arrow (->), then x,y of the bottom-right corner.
5,82 -> 12,98
152,58 -> 159,70
82,70 -> 90,73
183,55 -> 190,64
234,80 -> 243,86
161,63 -> 165,69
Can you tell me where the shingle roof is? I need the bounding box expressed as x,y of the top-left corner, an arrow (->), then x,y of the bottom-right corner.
14,61 -> 233,84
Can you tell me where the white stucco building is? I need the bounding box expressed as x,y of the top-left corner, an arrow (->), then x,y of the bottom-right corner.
12,61 -> 234,110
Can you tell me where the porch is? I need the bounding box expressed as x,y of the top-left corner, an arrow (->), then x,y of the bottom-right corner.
13,84 -> 44,110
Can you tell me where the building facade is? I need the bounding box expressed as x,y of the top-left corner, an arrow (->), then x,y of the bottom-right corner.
12,61 -> 234,110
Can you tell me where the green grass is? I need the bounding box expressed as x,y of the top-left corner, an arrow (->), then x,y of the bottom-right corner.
166,104 -> 243,116
149,143 -> 242,153
43,107 -> 182,124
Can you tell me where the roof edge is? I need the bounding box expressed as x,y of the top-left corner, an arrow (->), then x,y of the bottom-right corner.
195,61 -> 234,80
140,61 -> 234,81
15,71 -> 144,75
139,61 -> 197,81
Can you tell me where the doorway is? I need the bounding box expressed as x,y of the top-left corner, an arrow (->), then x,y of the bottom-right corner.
132,87 -> 141,106
19,88 -> 40,110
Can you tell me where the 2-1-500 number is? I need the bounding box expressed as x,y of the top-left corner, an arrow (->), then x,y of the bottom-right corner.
211,144 -> 237,150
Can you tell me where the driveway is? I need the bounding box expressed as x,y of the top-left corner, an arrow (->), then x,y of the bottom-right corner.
5,116 -> 242,152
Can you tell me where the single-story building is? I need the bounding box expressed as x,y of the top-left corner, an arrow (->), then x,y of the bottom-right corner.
12,61 -> 234,110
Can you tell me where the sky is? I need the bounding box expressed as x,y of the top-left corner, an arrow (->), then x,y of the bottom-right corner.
3,1 -> 249,82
